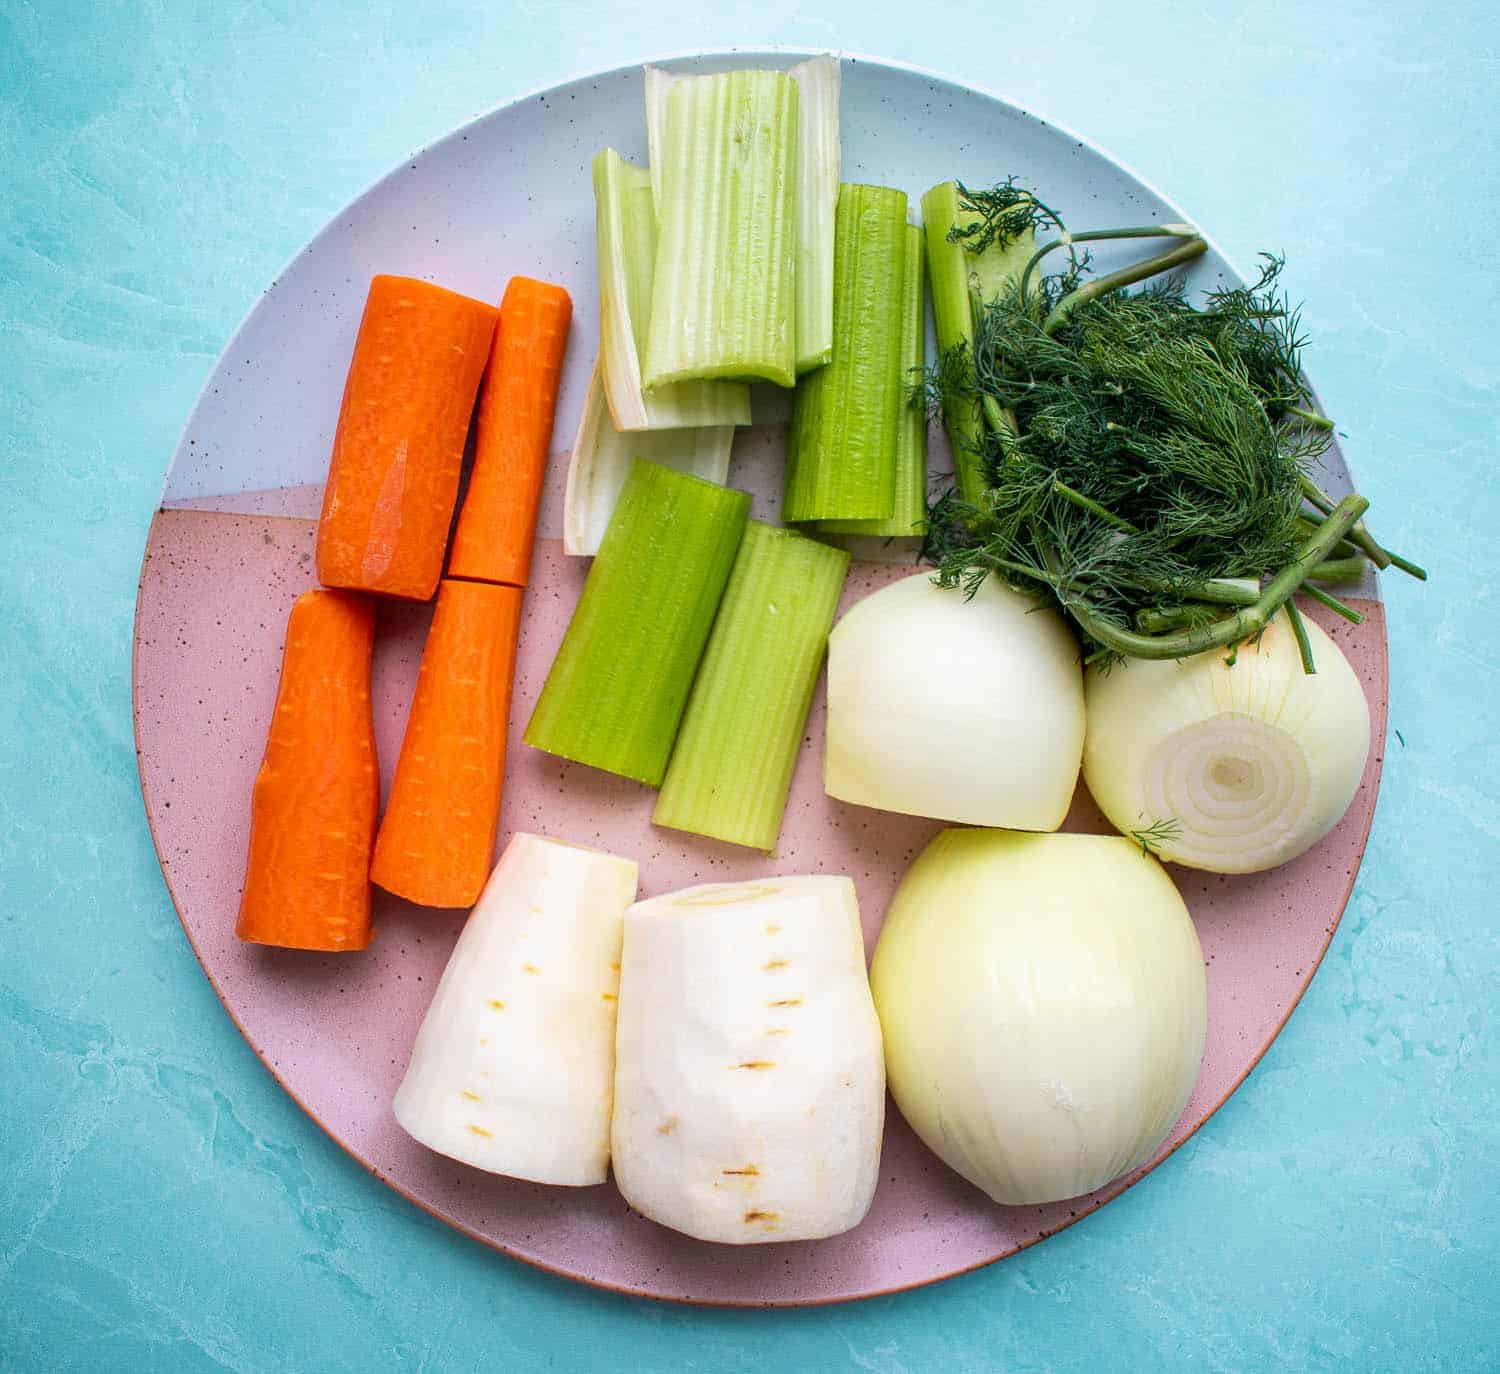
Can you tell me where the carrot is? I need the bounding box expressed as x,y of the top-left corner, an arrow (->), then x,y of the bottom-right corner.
371,578 -> 524,907
447,276 -> 573,587
316,275 -> 497,601
237,590 -> 379,952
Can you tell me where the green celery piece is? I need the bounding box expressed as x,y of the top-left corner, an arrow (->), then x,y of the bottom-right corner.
562,360 -> 735,556
653,522 -> 849,850
593,149 -> 750,432
525,460 -> 750,786
820,222 -> 927,537
643,71 -> 799,390
920,181 -> 1035,505
790,55 -> 840,373
782,183 -> 909,522
642,65 -> 675,206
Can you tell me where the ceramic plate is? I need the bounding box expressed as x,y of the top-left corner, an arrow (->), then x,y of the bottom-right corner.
133,48 -> 1388,1306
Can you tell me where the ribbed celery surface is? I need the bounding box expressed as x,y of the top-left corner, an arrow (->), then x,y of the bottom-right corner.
525,461 -> 750,786
593,150 -> 750,431
921,181 -> 1036,504
820,223 -> 927,538
563,361 -> 735,556
653,522 -> 849,850
643,71 -> 799,390
790,55 -> 840,373
782,183 -> 909,521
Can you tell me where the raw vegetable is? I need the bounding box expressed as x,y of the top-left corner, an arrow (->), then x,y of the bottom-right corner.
316,275 -> 497,601
789,54 -> 840,373
820,222 -> 927,538
1083,606 -> 1370,873
562,361 -> 735,557
448,276 -> 573,587
922,184 -> 1423,664
654,522 -> 848,850
871,829 -> 1206,1205
611,876 -> 884,1244
592,149 -> 750,432
525,460 -> 750,786
643,70 -> 799,389
824,572 -> 1084,829
783,184 -> 909,522
920,181 -> 1038,506
236,589 -> 378,952
371,579 -> 523,908
393,832 -> 639,1185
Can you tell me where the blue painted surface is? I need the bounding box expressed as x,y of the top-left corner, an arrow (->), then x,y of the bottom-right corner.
2,1 -> 1496,1367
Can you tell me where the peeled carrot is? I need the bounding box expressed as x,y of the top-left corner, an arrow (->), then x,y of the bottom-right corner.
371,578 -> 524,907
236,590 -> 379,952
448,276 -> 573,587
316,275 -> 497,601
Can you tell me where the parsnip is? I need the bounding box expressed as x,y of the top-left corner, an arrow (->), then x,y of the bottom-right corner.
611,876 -> 884,1243
392,833 -> 638,1185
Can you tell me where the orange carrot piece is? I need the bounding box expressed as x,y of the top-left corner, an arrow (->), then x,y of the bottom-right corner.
447,276 -> 573,587
236,590 -> 379,952
316,275 -> 497,601
370,578 -> 524,907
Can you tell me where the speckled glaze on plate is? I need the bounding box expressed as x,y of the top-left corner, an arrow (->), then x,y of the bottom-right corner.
132,49 -> 1389,1306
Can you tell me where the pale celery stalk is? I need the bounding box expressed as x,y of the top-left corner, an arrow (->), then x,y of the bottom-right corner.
525,460 -> 750,786
563,360 -> 735,556
782,183 -> 908,521
643,65 -> 676,206
790,54 -> 840,373
593,149 -> 750,432
921,181 -> 1036,505
653,522 -> 849,850
820,222 -> 927,538
643,71 -> 799,389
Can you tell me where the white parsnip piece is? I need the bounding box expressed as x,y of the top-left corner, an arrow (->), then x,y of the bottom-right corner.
392,832 -> 638,1185
611,876 -> 885,1243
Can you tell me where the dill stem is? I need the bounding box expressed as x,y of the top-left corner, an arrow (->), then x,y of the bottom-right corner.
1299,474 -> 1431,577
1042,237 -> 1210,337
1300,582 -> 1363,624
1308,556 -> 1366,583
1018,223 -> 1200,306
1284,599 -> 1318,673
1052,479 -> 1139,533
1067,494 -> 1368,660
1287,405 -> 1335,430
1136,605 -> 1220,633
1128,576 -> 1260,607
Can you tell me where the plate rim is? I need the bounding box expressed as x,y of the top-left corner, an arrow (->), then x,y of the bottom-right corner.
134,46 -> 1389,1306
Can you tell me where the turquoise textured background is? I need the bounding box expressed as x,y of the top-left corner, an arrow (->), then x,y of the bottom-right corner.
3,2 -> 1497,1368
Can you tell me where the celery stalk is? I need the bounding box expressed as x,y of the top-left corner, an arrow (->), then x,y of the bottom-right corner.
782,183 -> 908,522
642,66 -> 676,206
526,460 -> 750,786
563,360 -> 735,556
820,222 -> 927,538
643,71 -> 799,389
654,522 -> 849,850
921,181 -> 1036,504
593,149 -> 750,432
790,55 -> 840,373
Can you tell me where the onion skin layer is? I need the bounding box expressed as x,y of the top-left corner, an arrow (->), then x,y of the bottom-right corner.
1083,613 -> 1369,874
872,829 -> 1207,1206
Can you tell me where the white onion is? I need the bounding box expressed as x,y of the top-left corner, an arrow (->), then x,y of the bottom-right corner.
825,573 -> 1085,829
1084,612 -> 1369,873
871,829 -> 1206,1206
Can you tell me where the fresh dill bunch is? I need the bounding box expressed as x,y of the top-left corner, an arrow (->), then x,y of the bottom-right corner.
924,252 -> 1329,655
948,177 -> 1067,254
